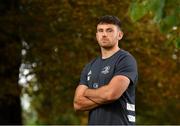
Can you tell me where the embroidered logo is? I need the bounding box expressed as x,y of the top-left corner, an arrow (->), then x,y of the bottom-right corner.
87,70 -> 92,81
88,70 -> 92,75
101,66 -> 110,74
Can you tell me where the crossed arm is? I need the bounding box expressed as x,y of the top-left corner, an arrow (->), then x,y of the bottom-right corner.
73,75 -> 130,111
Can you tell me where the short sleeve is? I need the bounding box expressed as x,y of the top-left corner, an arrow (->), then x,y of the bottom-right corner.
79,64 -> 90,86
114,54 -> 138,85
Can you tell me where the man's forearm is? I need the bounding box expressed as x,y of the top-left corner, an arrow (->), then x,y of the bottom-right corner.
84,85 -> 114,104
84,75 -> 130,104
74,94 -> 99,111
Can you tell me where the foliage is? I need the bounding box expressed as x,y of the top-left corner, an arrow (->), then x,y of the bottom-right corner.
129,0 -> 180,124
129,0 -> 180,48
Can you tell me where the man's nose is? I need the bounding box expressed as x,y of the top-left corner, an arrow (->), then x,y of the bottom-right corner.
102,31 -> 107,36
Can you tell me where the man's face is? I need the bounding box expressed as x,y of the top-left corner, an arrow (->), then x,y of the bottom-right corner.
96,23 -> 123,49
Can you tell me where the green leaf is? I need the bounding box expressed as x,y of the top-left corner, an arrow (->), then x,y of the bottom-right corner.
129,0 -> 150,22
150,0 -> 165,23
160,15 -> 178,33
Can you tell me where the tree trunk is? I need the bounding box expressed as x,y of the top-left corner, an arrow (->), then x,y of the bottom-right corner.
0,0 -> 22,124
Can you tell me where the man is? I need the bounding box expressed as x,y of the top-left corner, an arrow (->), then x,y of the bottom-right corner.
73,15 -> 138,125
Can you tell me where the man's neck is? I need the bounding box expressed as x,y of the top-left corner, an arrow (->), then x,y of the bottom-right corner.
101,46 -> 120,59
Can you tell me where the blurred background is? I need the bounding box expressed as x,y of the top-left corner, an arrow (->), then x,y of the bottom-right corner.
0,0 -> 179,125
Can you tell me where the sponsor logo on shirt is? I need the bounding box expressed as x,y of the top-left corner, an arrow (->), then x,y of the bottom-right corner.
127,115 -> 135,122
127,103 -> 135,111
101,66 -> 110,74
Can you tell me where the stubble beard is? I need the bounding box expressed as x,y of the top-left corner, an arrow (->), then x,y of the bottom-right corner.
99,42 -> 116,50
98,38 -> 118,50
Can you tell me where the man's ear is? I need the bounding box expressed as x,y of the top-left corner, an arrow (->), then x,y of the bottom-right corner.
118,31 -> 123,40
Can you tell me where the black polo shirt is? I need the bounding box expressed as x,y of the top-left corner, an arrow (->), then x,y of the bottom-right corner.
80,49 -> 138,125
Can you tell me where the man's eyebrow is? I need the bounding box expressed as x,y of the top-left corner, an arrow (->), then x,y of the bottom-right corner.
97,27 -> 113,29
106,28 -> 113,30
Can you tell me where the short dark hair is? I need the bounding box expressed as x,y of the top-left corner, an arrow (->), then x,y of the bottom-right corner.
97,15 -> 122,30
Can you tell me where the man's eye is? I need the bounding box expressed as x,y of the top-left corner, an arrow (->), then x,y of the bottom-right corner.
107,29 -> 113,32
98,29 -> 103,32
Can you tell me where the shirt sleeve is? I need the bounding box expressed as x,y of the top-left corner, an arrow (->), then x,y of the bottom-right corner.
79,64 -> 90,86
114,54 -> 138,85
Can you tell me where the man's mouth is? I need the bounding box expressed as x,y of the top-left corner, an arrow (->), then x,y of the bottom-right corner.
101,38 -> 109,41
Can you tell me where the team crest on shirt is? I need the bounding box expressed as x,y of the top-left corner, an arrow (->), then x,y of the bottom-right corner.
101,66 -> 110,74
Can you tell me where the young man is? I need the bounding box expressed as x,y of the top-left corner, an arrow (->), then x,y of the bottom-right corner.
73,15 -> 138,125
